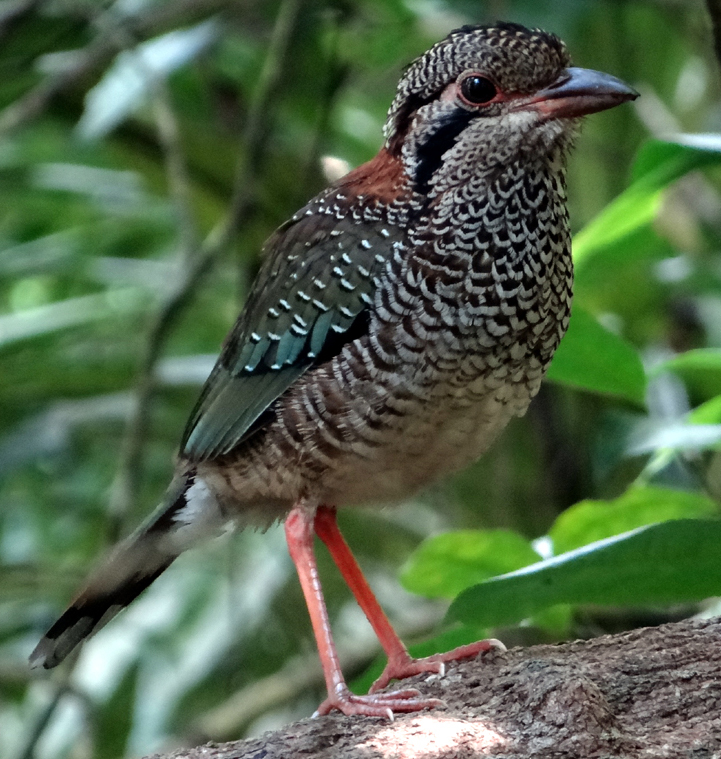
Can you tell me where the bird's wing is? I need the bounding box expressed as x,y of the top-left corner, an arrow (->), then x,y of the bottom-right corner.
181,208 -> 394,461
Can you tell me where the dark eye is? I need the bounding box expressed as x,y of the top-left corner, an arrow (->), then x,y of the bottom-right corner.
460,75 -> 497,105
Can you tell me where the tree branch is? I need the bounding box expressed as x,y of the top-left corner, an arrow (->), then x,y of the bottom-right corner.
190,613 -> 443,742
147,618 -> 721,759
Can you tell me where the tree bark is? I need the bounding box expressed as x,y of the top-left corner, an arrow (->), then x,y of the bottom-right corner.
148,617 -> 721,759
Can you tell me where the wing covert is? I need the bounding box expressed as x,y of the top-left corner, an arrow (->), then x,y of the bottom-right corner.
181,210 -> 395,461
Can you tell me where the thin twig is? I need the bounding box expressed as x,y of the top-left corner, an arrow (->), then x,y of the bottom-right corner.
17,5 -> 305,752
152,81 -> 201,262
14,648 -> 81,759
0,0 -> 44,47
86,10 -> 204,534
87,7 -> 200,258
106,0 -> 303,534
86,6 -> 200,260
105,105 -> 196,535
225,0 -> 303,235
706,0 -> 721,70
15,686 -> 66,759
300,11 -> 349,192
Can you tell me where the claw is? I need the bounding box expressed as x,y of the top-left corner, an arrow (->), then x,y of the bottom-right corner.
306,508 -> 503,718
487,638 -> 507,653
369,637 -> 504,693
315,684 -> 444,718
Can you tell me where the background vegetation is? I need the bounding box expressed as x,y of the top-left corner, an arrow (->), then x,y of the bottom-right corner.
2,0 -> 721,756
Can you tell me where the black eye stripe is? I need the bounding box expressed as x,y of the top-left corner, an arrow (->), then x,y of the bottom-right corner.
413,110 -> 474,194
460,75 -> 497,105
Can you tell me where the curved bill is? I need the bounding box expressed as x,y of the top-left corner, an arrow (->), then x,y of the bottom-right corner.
523,67 -> 639,120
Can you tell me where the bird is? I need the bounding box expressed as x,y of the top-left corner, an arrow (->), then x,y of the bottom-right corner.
30,22 -> 637,718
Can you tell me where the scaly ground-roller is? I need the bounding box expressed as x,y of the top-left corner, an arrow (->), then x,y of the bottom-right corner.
31,22 -> 638,718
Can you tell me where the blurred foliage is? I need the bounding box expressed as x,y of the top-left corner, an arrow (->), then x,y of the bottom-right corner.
1,0 -> 721,757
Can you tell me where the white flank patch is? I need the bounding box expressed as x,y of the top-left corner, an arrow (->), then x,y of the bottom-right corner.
169,477 -> 224,549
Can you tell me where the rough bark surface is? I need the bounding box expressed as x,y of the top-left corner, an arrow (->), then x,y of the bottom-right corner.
148,618 -> 721,759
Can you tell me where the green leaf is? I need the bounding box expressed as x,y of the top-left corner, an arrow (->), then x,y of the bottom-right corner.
531,604 -> 572,636
546,306 -> 646,404
631,134 -> 721,181
573,137 -> 721,270
400,529 -> 540,599
448,519 -> 721,628
626,421 -> 721,456
657,348 -> 721,376
655,348 -> 721,400
573,224 -> 673,301
549,485 -> 719,554
690,395 -> 721,425
78,20 -> 220,140
0,289 -> 150,350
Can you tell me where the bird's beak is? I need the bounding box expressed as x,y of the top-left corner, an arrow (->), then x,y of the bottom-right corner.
524,67 -> 639,119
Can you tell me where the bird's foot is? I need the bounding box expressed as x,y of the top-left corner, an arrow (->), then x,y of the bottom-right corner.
314,684 -> 443,719
369,638 -> 506,694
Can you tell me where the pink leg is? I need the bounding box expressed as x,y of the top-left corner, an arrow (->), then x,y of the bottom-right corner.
314,506 -> 505,694
285,502 -> 442,718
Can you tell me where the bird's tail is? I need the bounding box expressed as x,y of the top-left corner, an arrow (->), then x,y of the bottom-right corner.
30,471 -> 226,669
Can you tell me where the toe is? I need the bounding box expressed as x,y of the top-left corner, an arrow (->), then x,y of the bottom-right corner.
316,687 -> 443,718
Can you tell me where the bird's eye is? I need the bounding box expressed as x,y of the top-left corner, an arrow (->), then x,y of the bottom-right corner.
460,75 -> 497,105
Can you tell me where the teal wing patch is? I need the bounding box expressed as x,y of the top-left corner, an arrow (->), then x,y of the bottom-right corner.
181,211 -> 394,461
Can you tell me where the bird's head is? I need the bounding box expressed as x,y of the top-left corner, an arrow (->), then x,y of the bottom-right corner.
384,22 -> 638,194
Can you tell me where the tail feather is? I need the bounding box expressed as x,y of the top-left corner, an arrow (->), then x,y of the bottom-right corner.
30,559 -> 171,669
30,472 -> 225,669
